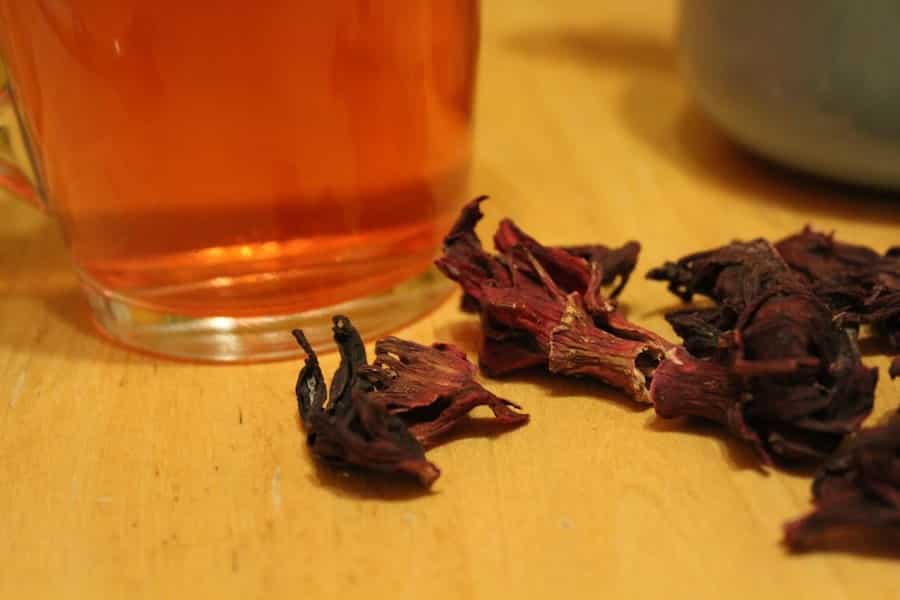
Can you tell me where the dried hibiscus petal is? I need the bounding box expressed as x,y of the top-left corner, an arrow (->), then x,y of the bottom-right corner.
358,336 -> 528,448
435,196 -> 514,312
646,238 -> 792,349
662,307 -> 731,358
775,227 -> 900,378
784,410 -> 900,550
293,317 -> 440,487
647,239 -> 877,462
774,227 -> 897,312
493,217 -> 640,300
562,241 -> 641,299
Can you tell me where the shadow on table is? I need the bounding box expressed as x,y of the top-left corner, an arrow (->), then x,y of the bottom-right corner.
0,214 -> 138,363
785,531 -> 900,562
505,26 -> 900,226
505,26 -> 676,74
307,460 -> 435,502
644,415 -> 765,473
620,91 -> 900,226
512,368 -> 651,415
306,413 -> 528,501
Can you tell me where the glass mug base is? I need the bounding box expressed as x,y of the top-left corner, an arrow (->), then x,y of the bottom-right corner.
82,267 -> 453,362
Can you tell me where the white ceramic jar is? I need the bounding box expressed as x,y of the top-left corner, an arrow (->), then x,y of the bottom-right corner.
680,0 -> 900,188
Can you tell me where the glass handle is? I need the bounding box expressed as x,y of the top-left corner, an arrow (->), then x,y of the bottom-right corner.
0,61 -> 44,211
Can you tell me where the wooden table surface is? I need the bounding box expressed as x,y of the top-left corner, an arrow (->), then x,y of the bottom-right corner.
2,1 -> 899,598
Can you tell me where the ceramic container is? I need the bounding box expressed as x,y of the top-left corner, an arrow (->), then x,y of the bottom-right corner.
680,0 -> 900,188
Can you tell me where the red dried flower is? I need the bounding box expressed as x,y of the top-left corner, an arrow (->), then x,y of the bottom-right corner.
784,410 -> 900,550
293,315 -> 527,486
647,240 -> 877,462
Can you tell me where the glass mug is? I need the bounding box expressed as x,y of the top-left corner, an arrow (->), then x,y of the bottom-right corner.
0,1 -> 479,360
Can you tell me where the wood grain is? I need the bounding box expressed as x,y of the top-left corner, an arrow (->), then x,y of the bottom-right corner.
1,1 -> 899,598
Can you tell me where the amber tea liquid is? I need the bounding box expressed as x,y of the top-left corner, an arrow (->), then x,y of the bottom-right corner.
0,1 -> 478,317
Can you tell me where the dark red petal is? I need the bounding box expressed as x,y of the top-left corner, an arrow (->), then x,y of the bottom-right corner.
361,337 -> 528,448
784,411 -> 900,551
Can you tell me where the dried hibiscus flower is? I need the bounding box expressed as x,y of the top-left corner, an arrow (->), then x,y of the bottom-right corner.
647,239 -> 877,463
294,315 -> 527,486
436,197 -> 667,403
293,319 -> 440,486
775,227 -> 900,378
784,409 -> 900,551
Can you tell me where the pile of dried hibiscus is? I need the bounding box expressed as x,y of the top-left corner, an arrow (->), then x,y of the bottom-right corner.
292,197 -> 898,555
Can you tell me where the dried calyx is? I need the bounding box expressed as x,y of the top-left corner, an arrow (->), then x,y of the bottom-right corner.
775,227 -> 900,379
436,197 -> 665,403
784,410 -> 900,550
293,316 -> 527,486
647,239 -> 877,463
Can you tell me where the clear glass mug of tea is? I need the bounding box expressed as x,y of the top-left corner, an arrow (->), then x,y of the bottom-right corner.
0,2 -> 479,361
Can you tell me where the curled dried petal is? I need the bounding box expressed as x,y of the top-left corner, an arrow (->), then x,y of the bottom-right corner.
564,241 -> 641,299
360,337 -> 528,447
493,217 -> 641,301
663,307 -> 731,358
494,219 -> 592,296
435,196 -> 512,311
293,329 -> 326,423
